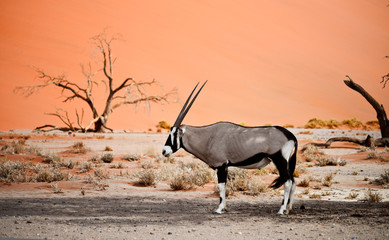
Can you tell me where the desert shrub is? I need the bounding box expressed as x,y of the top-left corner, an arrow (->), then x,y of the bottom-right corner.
366,151 -> 378,159
136,169 -> 157,186
94,168 -> 110,179
317,156 -> 340,167
122,154 -> 140,162
0,160 -> 31,182
111,162 -> 124,169
141,161 -> 154,169
25,145 -> 43,155
70,142 -> 89,154
363,189 -> 382,202
304,118 -> 327,129
156,121 -> 171,130
104,146 -> 113,151
322,174 -> 334,187
342,118 -> 363,128
51,183 -> 63,193
246,180 -> 266,196
293,166 -> 307,178
179,161 -> 213,187
1,140 -> 27,154
346,192 -> 359,199
43,153 -> 62,165
77,162 -> 93,173
301,144 -> 324,162
170,174 -> 195,190
225,168 -> 251,196
370,169 -> 389,186
282,124 -> 294,128
214,168 -> 264,197
62,160 -> 75,169
89,155 -> 101,163
298,177 -> 311,187
34,165 -> 68,182
365,120 -> 379,128
309,193 -> 322,199
169,161 -> 213,190
101,153 -> 114,163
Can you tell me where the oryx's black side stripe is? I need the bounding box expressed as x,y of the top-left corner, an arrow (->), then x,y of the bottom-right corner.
228,152 -> 270,167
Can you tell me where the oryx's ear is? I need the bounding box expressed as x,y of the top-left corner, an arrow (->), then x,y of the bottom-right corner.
172,81 -> 207,128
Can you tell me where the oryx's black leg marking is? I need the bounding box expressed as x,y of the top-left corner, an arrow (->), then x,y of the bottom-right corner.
215,165 -> 228,214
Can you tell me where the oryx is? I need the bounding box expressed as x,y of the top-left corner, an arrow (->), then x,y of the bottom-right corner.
162,82 -> 298,215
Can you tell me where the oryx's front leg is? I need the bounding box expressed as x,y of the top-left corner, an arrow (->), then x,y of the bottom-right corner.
214,166 -> 228,214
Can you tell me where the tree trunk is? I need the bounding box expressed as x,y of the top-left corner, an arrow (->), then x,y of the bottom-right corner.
344,75 -> 389,138
94,119 -> 104,133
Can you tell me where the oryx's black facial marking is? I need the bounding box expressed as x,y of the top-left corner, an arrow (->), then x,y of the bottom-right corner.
162,127 -> 181,157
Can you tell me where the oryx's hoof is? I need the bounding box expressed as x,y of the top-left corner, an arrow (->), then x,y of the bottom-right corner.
276,210 -> 289,216
213,209 -> 227,214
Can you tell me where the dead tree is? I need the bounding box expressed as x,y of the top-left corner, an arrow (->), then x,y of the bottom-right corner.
15,32 -> 176,132
381,56 -> 389,88
308,76 -> 389,148
344,75 -> 389,138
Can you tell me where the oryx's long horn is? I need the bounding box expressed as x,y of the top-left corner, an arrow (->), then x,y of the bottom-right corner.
173,82 -> 200,127
173,81 -> 207,127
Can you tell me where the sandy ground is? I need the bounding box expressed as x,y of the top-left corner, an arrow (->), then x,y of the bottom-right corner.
0,128 -> 388,239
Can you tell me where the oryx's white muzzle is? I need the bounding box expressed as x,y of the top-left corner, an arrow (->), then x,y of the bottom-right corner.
162,145 -> 173,157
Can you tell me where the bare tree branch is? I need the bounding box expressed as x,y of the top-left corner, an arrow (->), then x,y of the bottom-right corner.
15,31 -> 177,132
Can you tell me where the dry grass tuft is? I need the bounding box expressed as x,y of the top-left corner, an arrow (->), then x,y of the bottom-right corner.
70,142 -> 89,154
51,182 -> 63,193
297,177 -> 311,187
370,169 -> 389,186
346,192 -> 359,199
156,121 -> 171,130
122,154 -> 140,162
322,173 -> 336,187
34,164 -> 69,182
104,146 -> 113,151
363,189 -> 382,202
1,140 -> 27,154
136,169 -> 157,187
309,193 -> 322,199
0,160 -> 31,182
101,153 -> 114,163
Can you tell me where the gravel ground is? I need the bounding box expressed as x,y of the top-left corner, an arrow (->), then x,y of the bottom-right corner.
0,195 -> 388,240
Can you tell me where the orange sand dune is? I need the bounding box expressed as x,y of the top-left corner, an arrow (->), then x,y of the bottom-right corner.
0,0 -> 388,131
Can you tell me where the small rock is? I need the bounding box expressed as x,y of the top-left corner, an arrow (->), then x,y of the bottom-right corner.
14,221 -> 19,224
237,232 -> 242,235
168,232 -> 173,235
289,227 -> 293,231
26,220 -> 32,224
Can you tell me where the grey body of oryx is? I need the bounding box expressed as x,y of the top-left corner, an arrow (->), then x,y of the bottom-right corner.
162,82 -> 298,215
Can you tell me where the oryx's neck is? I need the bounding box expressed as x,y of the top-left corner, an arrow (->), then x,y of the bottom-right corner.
180,125 -> 212,161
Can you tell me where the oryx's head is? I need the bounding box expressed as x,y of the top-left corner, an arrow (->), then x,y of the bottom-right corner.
162,81 -> 207,157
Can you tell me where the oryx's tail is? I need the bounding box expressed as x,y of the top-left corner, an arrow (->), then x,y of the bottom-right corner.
269,140 -> 297,189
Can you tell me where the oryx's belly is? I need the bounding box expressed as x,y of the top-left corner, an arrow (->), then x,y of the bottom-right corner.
228,151 -> 272,169
238,157 -> 271,169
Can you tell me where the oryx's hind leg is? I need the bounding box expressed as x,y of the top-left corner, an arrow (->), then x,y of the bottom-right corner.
275,140 -> 297,215
287,180 -> 296,212
214,166 -> 228,214
277,179 -> 293,215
